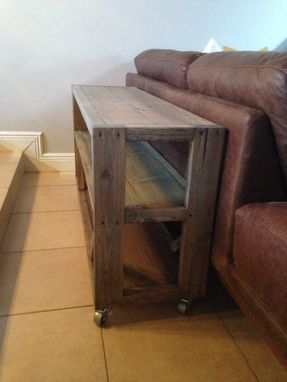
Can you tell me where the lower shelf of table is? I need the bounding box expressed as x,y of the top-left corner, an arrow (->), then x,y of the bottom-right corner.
80,190 -> 185,305
123,223 -> 178,284
123,223 -> 182,304
121,284 -> 182,305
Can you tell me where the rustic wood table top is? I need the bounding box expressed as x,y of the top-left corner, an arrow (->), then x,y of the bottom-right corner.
72,85 -> 219,140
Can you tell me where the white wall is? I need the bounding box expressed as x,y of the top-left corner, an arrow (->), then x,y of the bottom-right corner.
1,0 -> 287,153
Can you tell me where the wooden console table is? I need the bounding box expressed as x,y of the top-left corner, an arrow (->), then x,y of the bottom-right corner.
72,85 -> 224,326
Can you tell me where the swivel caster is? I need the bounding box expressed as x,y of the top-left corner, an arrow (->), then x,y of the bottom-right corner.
94,307 -> 110,327
178,299 -> 193,315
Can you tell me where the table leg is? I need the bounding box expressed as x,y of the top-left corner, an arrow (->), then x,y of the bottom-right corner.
178,128 -> 224,301
73,95 -> 87,191
92,128 -> 126,324
74,141 -> 86,191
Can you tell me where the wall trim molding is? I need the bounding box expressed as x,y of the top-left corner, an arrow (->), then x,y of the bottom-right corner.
0,131 -> 75,171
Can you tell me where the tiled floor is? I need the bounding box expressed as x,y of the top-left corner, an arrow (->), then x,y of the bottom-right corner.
0,151 -> 24,251
0,152 -> 23,188
0,172 -> 286,381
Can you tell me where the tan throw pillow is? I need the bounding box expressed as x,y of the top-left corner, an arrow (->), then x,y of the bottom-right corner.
223,45 -> 268,52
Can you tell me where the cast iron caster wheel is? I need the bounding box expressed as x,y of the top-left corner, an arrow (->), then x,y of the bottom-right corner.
94,308 -> 110,327
178,299 -> 193,315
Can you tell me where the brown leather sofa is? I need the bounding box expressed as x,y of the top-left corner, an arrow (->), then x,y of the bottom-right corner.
126,49 -> 287,367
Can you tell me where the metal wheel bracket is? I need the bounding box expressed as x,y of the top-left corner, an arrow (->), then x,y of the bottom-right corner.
178,299 -> 193,315
94,307 -> 111,327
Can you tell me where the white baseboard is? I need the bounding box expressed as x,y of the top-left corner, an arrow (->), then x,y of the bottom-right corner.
0,131 -> 75,172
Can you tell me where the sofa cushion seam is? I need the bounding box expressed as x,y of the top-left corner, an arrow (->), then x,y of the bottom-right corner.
189,65 -> 287,76
236,212 -> 287,247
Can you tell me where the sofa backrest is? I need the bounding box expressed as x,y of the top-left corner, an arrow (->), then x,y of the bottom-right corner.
134,49 -> 203,89
187,52 -> 287,184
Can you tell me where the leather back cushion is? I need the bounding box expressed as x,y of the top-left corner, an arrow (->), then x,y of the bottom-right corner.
134,49 -> 202,89
187,51 -> 287,183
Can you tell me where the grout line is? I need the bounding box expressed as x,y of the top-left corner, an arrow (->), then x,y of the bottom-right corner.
101,329 -> 110,382
20,184 -> 77,188
0,245 -> 87,255
210,299 -> 260,381
0,304 -> 94,319
24,171 -> 75,174
12,209 -> 81,215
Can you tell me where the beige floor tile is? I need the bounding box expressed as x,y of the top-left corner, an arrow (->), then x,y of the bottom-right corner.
0,188 -> 9,209
0,188 -> 10,248
0,163 -> 19,187
0,162 -> 24,248
0,216 -> 10,249
0,189 -> 10,224
0,247 -> 93,315
102,307 -> 257,382
14,185 -> 81,213
22,172 -> 76,187
0,152 -> 22,164
0,307 -> 107,382
1,211 -> 85,253
7,162 -> 24,208
220,310 -> 287,382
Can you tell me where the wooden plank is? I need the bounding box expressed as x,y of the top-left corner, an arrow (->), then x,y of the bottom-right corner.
74,131 -> 93,203
72,86 -> 218,131
125,142 -> 185,209
121,284 -> 181,305
74,135 -> 185,213
178,128 -> 225,299
73,96 -> 87,191
141,142 -> 186,187
127,127 -> 197,141
73,95 -> 86,131
123,223 -> 178,287
72,86 -> 106,134
78,190 -> 94,261
74,141 -> 86,191
125,207 -> 186,223
93,128 -> 126,309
